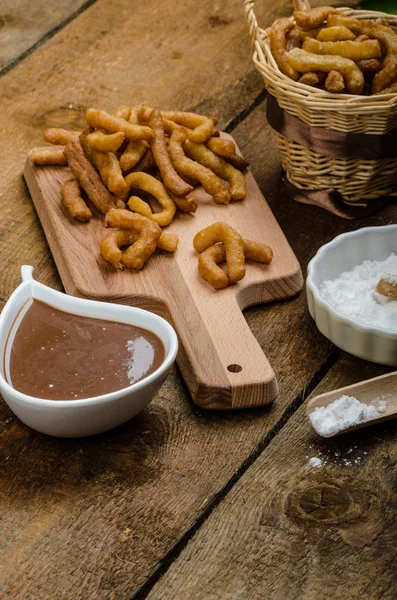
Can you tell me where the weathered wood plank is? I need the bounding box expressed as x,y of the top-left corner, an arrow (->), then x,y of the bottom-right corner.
1,98 -> 391,599
0,0 -> 91,73
146,354 -> 396,600
0,1 -> 367,598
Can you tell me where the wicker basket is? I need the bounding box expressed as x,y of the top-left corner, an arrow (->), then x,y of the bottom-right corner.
244,0 -> 397,206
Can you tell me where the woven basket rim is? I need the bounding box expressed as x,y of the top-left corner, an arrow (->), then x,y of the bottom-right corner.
245,2 -> 397,109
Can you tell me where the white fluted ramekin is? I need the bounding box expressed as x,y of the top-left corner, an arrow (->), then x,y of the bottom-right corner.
307,225 -> 397,366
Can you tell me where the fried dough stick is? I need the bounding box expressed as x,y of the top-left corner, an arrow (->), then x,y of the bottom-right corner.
168,130 -> 230,204
149,107 -> 193,197
86,130 -> 125,152
198,240 -> 273,289
302,38 -> 382,61
79,130 -> 126,196
206,137 -> 236,158
327,15 -> 397,93
325,70 -> 345,93
44,128 -> 80,145
85,108 -> 153,141
100,229 -> 178,269
138,106 -> 216,143
268,18 -> 300,81
30,147 -> 67,165
63,140 -> 117,214
294,6 -> 337,31
105,209 -> 161,270
316,26 -> 356,42
121,172 -> 176,227
120,105 -> 148,171
184,139 -> 246,200
61,179 -> 92,222
286,48 -> 364,94
193,222 -> 245,284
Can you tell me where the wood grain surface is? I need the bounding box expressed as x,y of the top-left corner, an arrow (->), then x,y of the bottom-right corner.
24,139 -> 302,410
3,0 -> 389,598
0,0 -> 90,72
3,98 -> 391,600
146,354 -> 396,600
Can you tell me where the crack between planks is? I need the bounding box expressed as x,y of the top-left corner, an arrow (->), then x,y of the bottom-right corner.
224,88 -> 268,134
0,0 -> 99,79
132,348 -> 341,599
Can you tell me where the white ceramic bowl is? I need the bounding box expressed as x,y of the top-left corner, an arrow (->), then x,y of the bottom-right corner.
0,266 -> 178,437
307,225 -> 397,367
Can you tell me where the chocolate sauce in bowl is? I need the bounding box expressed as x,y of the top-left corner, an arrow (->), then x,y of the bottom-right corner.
4,299 -> 165,400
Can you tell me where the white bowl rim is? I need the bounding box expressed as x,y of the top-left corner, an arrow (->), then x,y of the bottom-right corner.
307,224 -> 397,339
0,268 -> 178,408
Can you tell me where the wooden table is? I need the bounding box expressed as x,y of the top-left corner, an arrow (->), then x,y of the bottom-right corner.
0,1 -> 396,598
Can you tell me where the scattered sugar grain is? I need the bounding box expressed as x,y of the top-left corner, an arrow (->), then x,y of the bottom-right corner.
309,457 -> 323,468
309,394 -> 378,436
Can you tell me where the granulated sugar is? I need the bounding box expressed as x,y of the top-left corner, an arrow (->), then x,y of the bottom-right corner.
319,254 -> 397,331
309,457 -> 323,468
309,394 -> 378,436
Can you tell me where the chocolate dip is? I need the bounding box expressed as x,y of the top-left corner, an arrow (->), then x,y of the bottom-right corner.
4,299 -> 165,400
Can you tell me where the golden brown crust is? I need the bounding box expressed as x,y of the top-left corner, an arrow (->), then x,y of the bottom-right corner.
268,18 -> 300,81
168,129 -> 230,204
63,140 -> 117,214
104,208 -> 161,270
30,147 -> 68,165
184,140 -> 246,201
294,6 -> 337,31
193,222 -> 245,284
61,179 -> 92,222
149,107 -> 193,197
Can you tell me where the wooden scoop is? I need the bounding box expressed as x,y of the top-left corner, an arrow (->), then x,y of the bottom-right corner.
307,372 -> 397,437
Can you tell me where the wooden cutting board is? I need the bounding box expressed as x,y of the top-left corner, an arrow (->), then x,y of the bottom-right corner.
23,136 -> 303,410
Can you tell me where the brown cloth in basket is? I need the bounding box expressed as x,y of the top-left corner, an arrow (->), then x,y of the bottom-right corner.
266,94 -> 397,218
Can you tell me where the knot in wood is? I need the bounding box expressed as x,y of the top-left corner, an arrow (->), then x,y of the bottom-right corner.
297,484 -> 350,522
41,106 -> 86,130
286,484 -> 354,526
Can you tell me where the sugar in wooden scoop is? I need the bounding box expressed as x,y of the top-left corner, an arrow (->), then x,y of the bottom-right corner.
309,395 -> 383,436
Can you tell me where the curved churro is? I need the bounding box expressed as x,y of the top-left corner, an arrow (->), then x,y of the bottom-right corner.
268,18 -> 300,81
193,222 -> 245,284
197,238 -> 273,289
120,105 -> 149,171
86,130 -> 125,152
104,208 -> 161,270
294,6 -> 337,31
168,129 -> 230,204
121,172 -> 176,227
100,228 -> 178,269
86,108 -> 153,141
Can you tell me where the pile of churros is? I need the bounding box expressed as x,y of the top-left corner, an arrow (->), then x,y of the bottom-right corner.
268,6 -> 397,94
30,105 -> 252,273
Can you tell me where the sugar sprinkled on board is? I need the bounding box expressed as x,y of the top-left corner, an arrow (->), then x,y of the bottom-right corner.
309,457 -> 323,468
319,253 -> 397,331
309,394 -> 379,436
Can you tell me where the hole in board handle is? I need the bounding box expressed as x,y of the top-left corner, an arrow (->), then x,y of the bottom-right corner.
227,364 -> 242,373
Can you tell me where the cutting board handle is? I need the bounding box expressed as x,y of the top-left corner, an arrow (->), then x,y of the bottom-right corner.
168,291 -> 278,410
